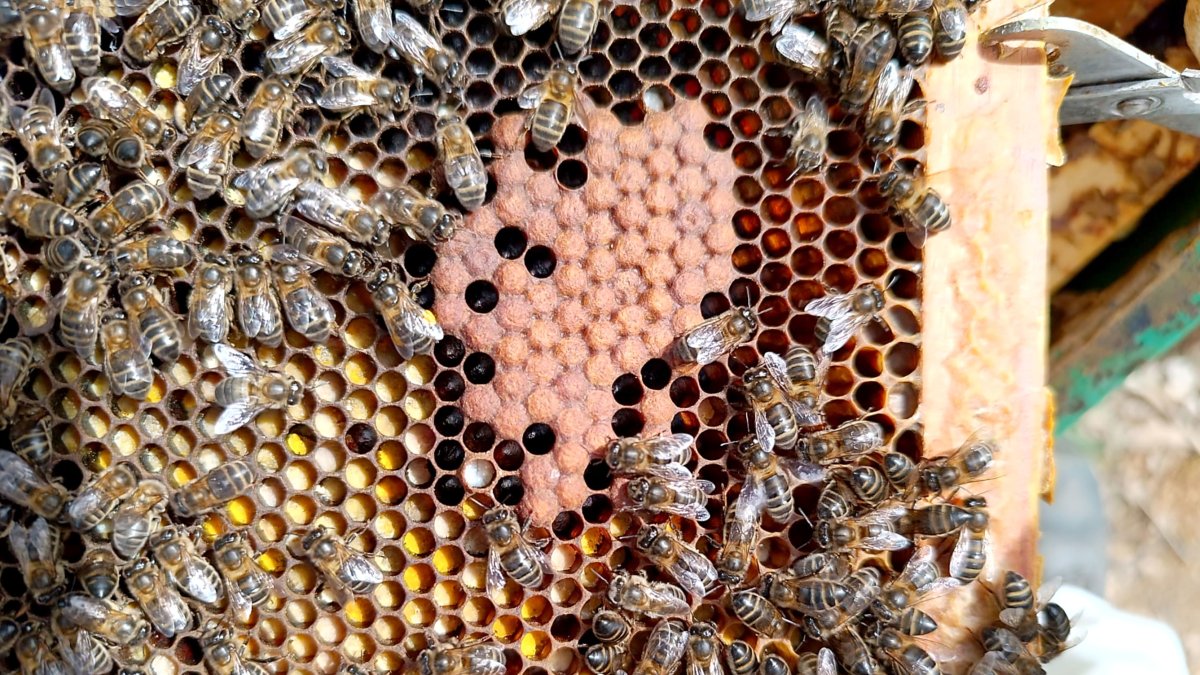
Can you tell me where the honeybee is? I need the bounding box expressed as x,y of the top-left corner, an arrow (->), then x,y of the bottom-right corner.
52,162 -> 106,211
436,105 -> 488,211
805,284 -> 886,354
77,549 -> 120,600
874,627 -> 940,674
519,61 -> 589,152
261,0 -> 342,39
123,0 -> 201,63
932,0 -> 967,59
585,644 -> 630,675
668,306 -> 758,367
730,590 -> 790,639
870,546 -> 953,634
368,268 -> 444,359
816,479 -> 856,521
213,532 -> 273,623
785,95 -> 829,179
606,570 -> 690,618
170,456 -> 256,517
240,77 -> 296,158
417,636 -> 506,675
10,89 -> 70,178
920,434 -> 996,494
349,0 -> 392,52
265,15 -> 350,76
176,16 -> 233,96
124,557 -> 193,637
111,479 -> 169,559
282,217 -> 368,277
149,525 -> 223,605
211,344 -> 302,434
0,337 -> 33,419
235,148 -> 327,219
74,117 -> 149,170
760,571 -> 849,614
827,629 -> 880,675
5,191 -> 82,238
82,77 -> 177,148
498,0 -> 559,36
481,505 -> 549,595
741,0 -> 812,36
898,12 -> 933,65
232,252 -> 284,346
271,253 -> 337,343
15,0 -> 75,91
848,0 -> 930,16
605,432 -> 693,479
390,9 -> 466,93
15,622 -> 70,675
975,627 -> 1042,675
56,628 -> 115,675
625,475 -> 714,521
995,571 -> 1072,656
840,21 -> 896,114
685,622 -> 722,675
317,55 -> 409,121
815,505 -> 910,553
773,23 -> 830,79
715,493 -> 762,586
56,593 -> 149,646
555,0 -> 607,54
202,621 -> 273,675
47,236 -> 90,275
371,184 -> 461,246
98,310 -> 154,400
865,60 -> 915,154
0,617 -> 17,654
119,275 -> 183,363
300,527 -> 384,597
110,234 -> 195,274
591,610 -> 631,643
635,523 -> 718,599
11,412 -> 52,468
725,640 -> 756,675
216,0 -> 258,29
0,147 -> 19,196
181,72 -> 235,132
633,619 -> 689,675
796,648 -> 836,675
11,518 -> 65,603
901,502 -> 984,538
180,111 -> 240,199
881,451 -> 918,495
292,180 -> 389,245
59,261 -> 107,359
67,462 -> 140,531
803,566 -> 880,639
878,168 -> 951,248
738,436 -> 823,521
747,355 -> 827,450
0,449 -> 69,520
87,180 -> 167,244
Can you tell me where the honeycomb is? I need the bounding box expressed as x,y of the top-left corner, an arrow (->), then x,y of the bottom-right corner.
0,0 -> 924,672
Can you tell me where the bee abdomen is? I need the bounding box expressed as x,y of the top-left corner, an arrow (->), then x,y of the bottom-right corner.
898,12 -> 933,65
138,312 -> 183,362
765,402 -> 799,449
915,191 -> 951,234
763,475 -> 795,521
215,377 -> 252,407
531,100 -> 569,151
501,549 -> 544,588
556,0 -> 599,54
186,166 -> 224,200
64,14 -> 101,74
448,157 -> 487,211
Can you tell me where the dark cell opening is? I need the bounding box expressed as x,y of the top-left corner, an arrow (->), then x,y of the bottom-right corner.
611,408 -> 646,437
465,280 -> 500,313
494,440 -> 525,471
435,335 -> 466,368
434,371 -> 466,402
582,494 -> 614,523
552,511 -> 583,540
612,373 -> 644,405
346,423 -> 378,454
175,636 -> 204,665
465,422 -> 496,454
669,376 -> 701,408
522,423 -> 556,455
435,439 -> 465,471
50,459 -> 83,490
525,245 -> 557,278
524,141 -> 559,171
495,475 -> 525,505
584,458 -> 614,490
404,244 -> 438,278
495,226 -> 528,259
464,352 -> 495,384
435,475 -> 466,505
556,159 -> 588,189
434,405 -> 465,436
641,358 -> 672,389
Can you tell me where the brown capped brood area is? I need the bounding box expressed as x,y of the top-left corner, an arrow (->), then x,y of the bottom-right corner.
0,0 -> 1063,672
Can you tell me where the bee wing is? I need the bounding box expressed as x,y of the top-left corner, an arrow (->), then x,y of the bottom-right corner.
933,0 -> 966,34
188,286 -> 231,343
816,648 -> 836,675
173,553 -> 223,604
1036,577 -> 1063,607
821,313 -> 870,354
641,433 -> 694,462
179,132 -> 228,172
352,0 -> 393,52
517,83 -> 547,110
753,410 -> 777,453
644,581 -> 691,617
780,458 -> 826,484
644,461 -> 693,480
969,652 -> 1019,675
861,531 -> 911,551
177,35 -> 223,96
997,607 -> 1026,629
400,305 -> 445,341
736,475 -> 766,520
804,294 -> 848,319
674,545 -> 717,597
238,286 -> 282,341
906,543 -> 936,569
213,343 -> 259,376
789,398 -> 824,427
8,521 -> 31,569
28,517 -> 58,557
761,351 -> 790,389
687,657 -> 722,675
224,578 -> 254,624
266,30 -> 330,74
82,77 -> 135,123
0,450 -> 40,504
214,399 -> 265,435
142,576 -> 193,636
316,79 -> 384,111
841,421 -> 884,454
319,55 -> 373,79
682,318 -> 735,365
67,486 -> 104,529
271,5 -> 320,39
741,0 -> 791,23
774,23 -> 829,71
340,552 -> 384,587
868,59 -> 908,120
112,0 -> 152,15
861,504 -> 908,525
389,10 -> 440,67
486,547 -> 507,599
500,0 -> 558,35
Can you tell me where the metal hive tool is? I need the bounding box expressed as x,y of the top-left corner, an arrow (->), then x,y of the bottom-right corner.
0,0 -> 929,672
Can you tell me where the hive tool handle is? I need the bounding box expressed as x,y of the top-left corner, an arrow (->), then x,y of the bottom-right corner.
981,16 -> 1200,136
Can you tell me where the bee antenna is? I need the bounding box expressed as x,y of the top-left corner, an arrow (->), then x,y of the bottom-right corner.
884,273 -> 901,292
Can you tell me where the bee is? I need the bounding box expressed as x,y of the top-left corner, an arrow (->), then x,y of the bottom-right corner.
61,0 -> 103,73
685,622 -> 722,675
15,622 -> 70,675
5,191 -> 82,239
730,590 -> 790,639
119,275 -> 183,363
877,169 -> 951,248
881,451 -> 918,495
840,20 -> 896,114
785,95 -> 829,179
920,434 -> 996,494
773,23 -> 830,79
216,0 -> 258,29
176,16 -> 233,96
417,636 -> 506,675
790,552 -> 849,581
803,567 -> 881,640
635,523 -> 718,598
180,111 -> 240,199
848,0 -> 930,16
827,629 -> 880,675
124,557 -> 193,637
181,72 -> 234,132
10,518 -> 66,603
74,117 -> 149,170
0,148 -> 19,197
743,368 -> 811,454
213,532 -> 273,623
211,344 -> 302,434
240,77 -> 296,158
556,0 -> 606,55
281,217 -> 368,278
111,479 -> 169,560
11,412 -> 52,467
261,0 -> 342,39
77,549 -> 120,600
0,337 -> 33,420
232,252 -> 285,347
235,148 -> 326,219
715,492 -> 762,586
271,253 -> 337,343
390,9 -> 466,93
932,0 -> 967,60
265,15 -> 350,76
591,610 -> 631,643
82,77 -> 177,148
875,627 -> 940,674
759,348 -> 828,427
799,419 -> 884,465
87,180 -> 167,244
1032,602 -> 1075,661
371,184 -> 461,247
668,306 -> 758,367
815,505 -> 910,554
110,234 -> 195,275
625,474 -> 714,521
898,12 -> 933,65
870,546 -> 952,635
805,284 -> 885,354
183,255 -> 231,344
170,455 -> 256,517
55,620 -> 115,674
738,436 -> 823,521
202,621 -> 273,675
796,648 -> 837,675
725,640 -> 757,675
67,462 -> 140,531
52,162 -> 106,211
976,626 -> 1042,674
585,645 -> 630,675
519,61 -> 589,152
10,89 -> 70,178
300,526 -> 384,597
149,525 -> 223,604
760,571 -> 849,614
98,309 -> 154,400
498,0 -> 559,36
292,180 -> 389,245
350,0 -> 392,52
481,505 -> 549,595
436,105 -> 488,211
0,617 -> 16,654
865,60 -> 915,154
368,268 -> 444,359
0,449 -> 68,521
123,0 -> 200,62
632,619 -> 689,675
900,503 -> 982,538
59,260 -> 108,360
605,570 -> 690,618
15,0 -> 75,91
995,571 -> 1068,652
317,55 -> 409,121
741,0 -> 812,37
605,432 -> 693,479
